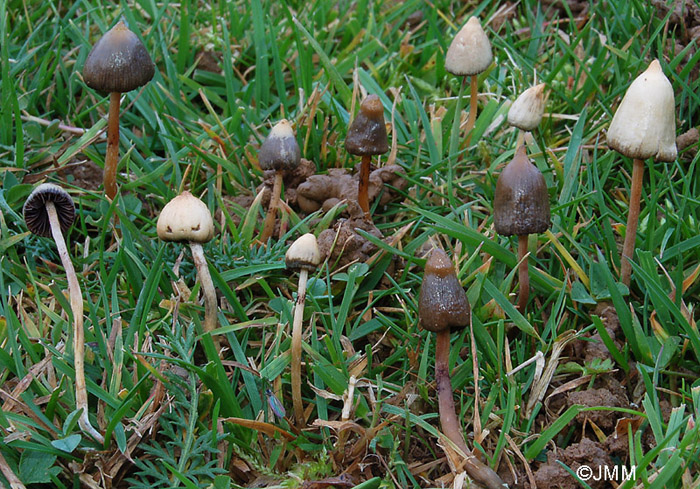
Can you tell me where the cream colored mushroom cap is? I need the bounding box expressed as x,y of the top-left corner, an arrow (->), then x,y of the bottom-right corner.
445,17 -> 493,76
157,191 -> 214,243
607,59 -> 677,162
508,83 -> 546,131
286,233 -> 321,271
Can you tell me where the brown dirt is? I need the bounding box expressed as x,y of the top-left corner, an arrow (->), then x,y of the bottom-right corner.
58,160 -> 103,191
317,202 -> 384,269
534,438 -> 612,489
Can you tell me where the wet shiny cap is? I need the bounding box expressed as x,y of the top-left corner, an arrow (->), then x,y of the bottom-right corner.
23,183 -> 76,238
258,119 -> 301,171
83,20 -> 155,93
418,248 -> 470,333
285,233 -> 321,271
493,145 -> 551,236
157,191 -> 214,243
345,95 -> 389,156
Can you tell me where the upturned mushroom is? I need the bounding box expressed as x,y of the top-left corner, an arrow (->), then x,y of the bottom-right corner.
259,119 -> 301,243
23,184 -> 104,443
345,94 -> 389,221
494,145 -> 550,312
285,233 -> 321,425
83,19 -> 155,202
445,16 -> 492,145
157,192 -> 219,348
418,248 -> 506,489
607,59 -> 677,286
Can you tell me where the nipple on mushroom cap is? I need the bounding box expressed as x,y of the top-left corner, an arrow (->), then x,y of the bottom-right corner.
418,248 -> 470,333
345,95 -> 389,156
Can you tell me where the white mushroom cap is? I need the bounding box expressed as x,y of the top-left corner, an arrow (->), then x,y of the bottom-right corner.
157,191 -> 214,243
607,59 -> 677,162
508,83 -> 546,131
445,17 -> 493,76
285,233 -> 321,271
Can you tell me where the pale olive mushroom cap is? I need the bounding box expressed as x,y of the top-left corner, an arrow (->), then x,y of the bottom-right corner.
345,95 -> 389,156
445,16 -> 493,76
508,83 -> 546,131
83,20 -> 155,93
259,119 -> 301,171
23,183 -> 76,238
285,233 -> 321,271
493,146 -> 551,236
607,59 -> 677,162
157,191 -> 214,243
418,248 -> 470,333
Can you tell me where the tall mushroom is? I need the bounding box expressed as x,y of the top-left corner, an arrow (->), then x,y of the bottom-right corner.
23,184 -> 104,444
445,16 -> 492,145
157,191 -> 219,348
345,94 -> 389,221
259,119 -> 301,243
607,59 -> 677,286
493,145 -> 550,312
285,233 -> 321,426
83,19 -> 155,202
419,248 -> 506,489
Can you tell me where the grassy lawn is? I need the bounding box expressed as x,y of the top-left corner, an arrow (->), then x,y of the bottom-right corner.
1,0 -> 699,487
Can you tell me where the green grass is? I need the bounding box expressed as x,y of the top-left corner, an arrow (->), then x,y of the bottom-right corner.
1,0 -> 699,488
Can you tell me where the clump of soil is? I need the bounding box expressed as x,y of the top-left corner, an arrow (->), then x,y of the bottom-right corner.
59,160 -> 103,191
534,438 -> 612,489
258,157 -> 317,209
571,303 -> 622,364
317,202 -> 384,268
567,383 -> 628,430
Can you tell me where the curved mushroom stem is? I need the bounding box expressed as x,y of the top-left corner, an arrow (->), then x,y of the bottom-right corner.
291,268 -> 309,425
517,234 -> 530,312
620,158 -> 644,287
104,92 -> 121,202
46,202 -> 104,444
464,75 -> 479,146
189,242 -> 220,350
358,154 -> 372,220
261,170 -> 284,243
435,329 -> 507,488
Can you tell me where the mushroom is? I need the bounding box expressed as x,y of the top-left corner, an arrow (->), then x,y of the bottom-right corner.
445,16 -> 492,145
83,19 -> 155,202
345,94 -> 389,221
606,59 -> 677,286
493,145 -> 550,312
285,233 -> 321,425
508,83 -> 546,147
418,248 -> 506,489
157,191 -> 219,347
23,183 -> 104,444
259,119 -> 301,243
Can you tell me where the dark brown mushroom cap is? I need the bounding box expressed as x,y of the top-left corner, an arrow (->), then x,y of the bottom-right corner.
23,183 -> 76,238
83,20 -> 155,93
418,248 -> 470,333
345,95 -> 389,156
493,145 -> 551,236
258,119 -> 301,171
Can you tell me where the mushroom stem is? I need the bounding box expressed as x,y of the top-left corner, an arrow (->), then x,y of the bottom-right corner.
104,92 -> 121,202
261,170 -> 283,243
291,268 -> 309,425
435,329 -> 506,489
189,242 -> 220,349
358,154 -> 372,220
620,158 -> 644,286
46,202 -> 104,444
517,234 -> 530,312
464,75 -> 479,146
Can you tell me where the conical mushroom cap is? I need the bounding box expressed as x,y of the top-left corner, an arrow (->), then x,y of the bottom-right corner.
259,119 -> 301,171
493,146 -> 550,236
23,183 -> 76,238
418,248 -> 470,333
286,233 -> 321,271
345,95 -> 389,156
157,191 -> 214,243
83,20 -> 155,93
445,16 -> 492,76
607,59 -> 677,162
508,83 -> 546,131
